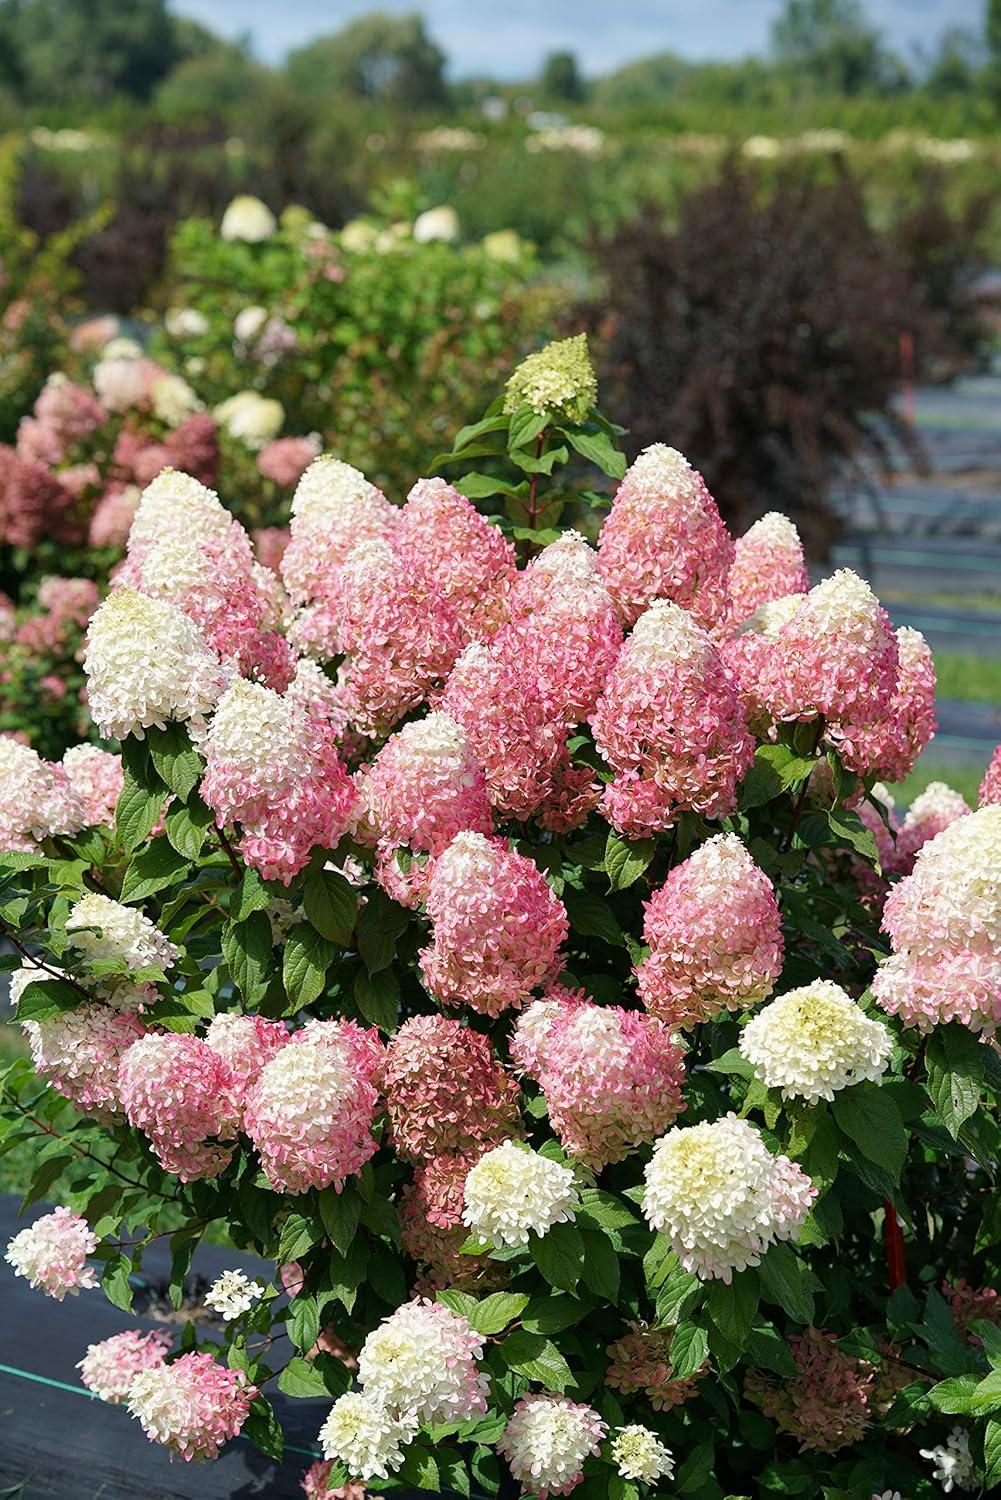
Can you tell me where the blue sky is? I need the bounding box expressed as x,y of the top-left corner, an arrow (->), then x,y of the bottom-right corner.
172,0 -> 984,76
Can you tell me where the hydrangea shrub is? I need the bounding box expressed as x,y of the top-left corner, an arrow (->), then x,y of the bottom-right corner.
1,337 -> 1000,1500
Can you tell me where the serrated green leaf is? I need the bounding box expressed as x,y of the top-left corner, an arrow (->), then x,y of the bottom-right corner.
13,977 -> 83,1022
303,868 -> 357,945
354,967 -> 400,1030
222,911 -> 273,1005
563,888 -> 624,946
739,743 -> 817,810
928,1374 -> 979,1414
832,1084 -> 908,1178
531,1222 -> 585,1293
147,723 -> 203,801
669,1321 -> 709,1379
563,426 -> 627,478
604,830 -> 655,891
500,1329 -> 575,1390
164,797 -> 213,860
759,1241 -> 817,1324
984,1418 -> 1001,1486
243,1399 -> 284,1462
707,1269 -> 759,1349
467,1292 -> 531,1336
925,1024 -> 983,1138
119,838 -> 190,903
277,1356 -> 332,1398
580,1227 -> 620,1302
318,1187 -> 361,1257
283,923 -> 336,1006
231,868 -> 273,921
114,771 -> 165,854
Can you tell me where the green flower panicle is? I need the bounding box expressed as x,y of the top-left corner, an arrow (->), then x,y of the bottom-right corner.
503,332 -> 597,423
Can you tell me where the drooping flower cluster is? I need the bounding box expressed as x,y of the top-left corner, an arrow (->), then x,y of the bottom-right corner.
642,1114 -> 816,1281
66,891 -> 180,978
758,570 -> 900,726
319,1391 -> 415,1481
462,1141 -> 580,1248
636,834 -> 784,1027
77,1329 -> 173,1404
380,1014 -> 521,1163
498,1394 -> 607,1499
597,445 -> 734,630
21,999 -> 146,1116
740,981 -> 893,1103
356,1298 -> 489,1425
873,805 -> 1001,1034
5,1206 -> 100,1300
243,1020 -> 383,1193
605,1323 -> 704,1410
609,1425 -> 675,1484
590,601 -> 754,835
419,832 -> 567,1016
745,1327 -> 874,1454
118,1033 -> 239,1180
127,1352 -> 257,1461
511,995 -> 685,1168
834,626 -> 937,782
200,678 -> 357,882
0,735 -> 84,850
726,511 -> 810,625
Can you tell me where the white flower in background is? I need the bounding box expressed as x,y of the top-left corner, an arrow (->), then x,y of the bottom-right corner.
462,1141 -> 579,1248
220,194 -> 276,243
318,1391 -> 415,1480
340,219 -> 379,252
233,306 -> 269,344
743,134 -> 783,158
214,391 -> 284,449
412,205 -> 459,243
498,1394 -> 606,1495
610,1425 -> 675,1484
66,892 -> 180,975
164,307 -> 209,338
205,1269 -> 265,1321
920,1427 -> 975,1492
149,372 -> 201,427
481,229 -> 524,262
739,980 -> 893,1103
5,1207 -> 99,1300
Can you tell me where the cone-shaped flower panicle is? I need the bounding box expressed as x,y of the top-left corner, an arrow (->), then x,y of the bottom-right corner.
498,1394 -> 607,1499
745,1327 -> 874,1454
78,1329 -> 173,1404
642,1114 -> 816,1281
61,745 -> 123,828
204,1012 -> 289,1118
419,832 -> 567,1016
605,1322 -> 704,1410
66,891 -> 180,976
462,1141 -> 579,1248
281,456 -> 398,608
980,744 -> 1001,808
397,478 -> 517,640
727,512 -> 809,625
21,999 -> 146,1117
128,1352 -> 257,1461
720,592 -> 806,732
399,1152 -> 499,1292
356,1298 -> 489,1424
5,1206 -> 99,1300
610,1425 -> 675,1484
318,1391 -> 415,1481
833,626 -> 936,782
597,444 -> 734,630
118,1033 -> 239,1181
0,736 -> 84,851
873,804 -> 1001,1034
894,781 -> 970,874
503,333 -> 597,422
636,833 -> 783,1027
739,980 -> 893,1103
243,1020 -> 383,1193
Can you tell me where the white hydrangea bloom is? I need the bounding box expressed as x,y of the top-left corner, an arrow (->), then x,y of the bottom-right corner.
356,1299 -> 488,1425
412,205 -> 459,242
214,391 -> 284,449
462,1141 -> 579,1249
642,1114 -> 816,1281
498,1394 -> 606,1496
164,307 -> 209,338
205,1269 -> 265,1321
149,372 -> 201,427
318,1391 -> 415,1480
739,980 -> 893,1103
919,1427 -> 975,1493
610,1424 -> 675,1483
66,892 -> 179,975
127,470 -> 232,552
83,588 -> 229,741
0,736 -> 84,849
220,194 -> 276,243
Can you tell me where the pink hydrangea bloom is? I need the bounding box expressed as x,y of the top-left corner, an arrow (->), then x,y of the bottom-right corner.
5,1206 -> 99,1300
597,444 -> 733,631
164,414 -> 220,488
636,833 -> 784,1027
301,1460 -> 365,1499
127,1352 -> 257,1461
510,984 -> 587,1077
0,446 -> 82,547
590,601 -> 754,836
419,832 -> 567,1016
873,805 -> 1001,1033
833,627 -> 937,782
942,1278 -> 1001,1342
499,1394 -> 607,1499
380,1014 -> 521,1164
61,745 -> 123,826
281,456 -> 398,611
253,525 -> 290,572
758,570 -> 899,728
358,1297 -> 489,1424
894,782 -> 970,874
16,375 -> 107,466
397,477 -> 517,640
0,735 -> 84,851
204,1012 -> 288,1118
258,435 -> 322,488
118,1033 -> 239,1181
243,1020 -> 383,1194
200,678 -> 358,884
516,996 -> 686,1169
745,1328 -> 873,1454
980,744 -> 1001,808
78,1329 -> 173,1404
727,512 -> 809,625
89,483 -> 141,547
22,1002 -> 146,1117
605,1323 -> 704,1410
399,1152 -> 499,1292
720,593 -> 806,734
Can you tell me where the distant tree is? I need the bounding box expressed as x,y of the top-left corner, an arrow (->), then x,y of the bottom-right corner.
540,50 -> 583,102
592,50 -> 692,107
988,0 -> 1001,101
0,0 -> 179,106
286,11 -> 449,111
771,0 -> 909,94
924,26 -> 984,95
154,47 -> 266,126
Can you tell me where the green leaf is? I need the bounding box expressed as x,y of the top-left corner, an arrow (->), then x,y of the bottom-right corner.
531,1222 -> 585,1293
354,967 -> 400,1030
507,406 -> 548,451
759,1242 -> 817,1324
20,1151 -> 74,1213
283,923 -> 336,1007
669,1320 -> 709,1379
277,1212 -> 324,1265
164,797 -> 213,860
232,868 -> 272,921
101,1253 -> 134,1312
925,1025 -> 983,1139
147,723 -> 203,802
655,1259 -> 703,1327
827,809 -> 879,865
114,770 -> 165,854
168,1226 -> 201,1309
13,977 -> 82,1022
456,472 -> 526,501
984,1418 -> 1001,1487
119,838 -> 190,903
563,888 -> 624,947
318,1187 -> 361,1258
928,1374 -> 980,1414
303,868 -> 357,945
748,1321 -> 797,1376
520,1295 -> 588,1335
970,1370 -> 1001,1415
289,1292 -> 320,1353
707,1269 -> 759,1349
563,426 -> 627,479
739,743 -> 817,810
399,1446 -> 440,1491
243,1399 -> 284,1462
832,1084 -> 908,1178
500,1330 -> 575,1391
222,912 -> 273,1006
604,830 -> 655,891
705,1047 -> 755,1080
277,1356 -> 332,1398
356,890 -> 408,974
467,1292 -> 531,1336
580,1227 -> 620,1302
676,1443 -> 714,1495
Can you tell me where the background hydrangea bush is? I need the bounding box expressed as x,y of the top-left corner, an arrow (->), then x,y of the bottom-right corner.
1,337 -> 999,1500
